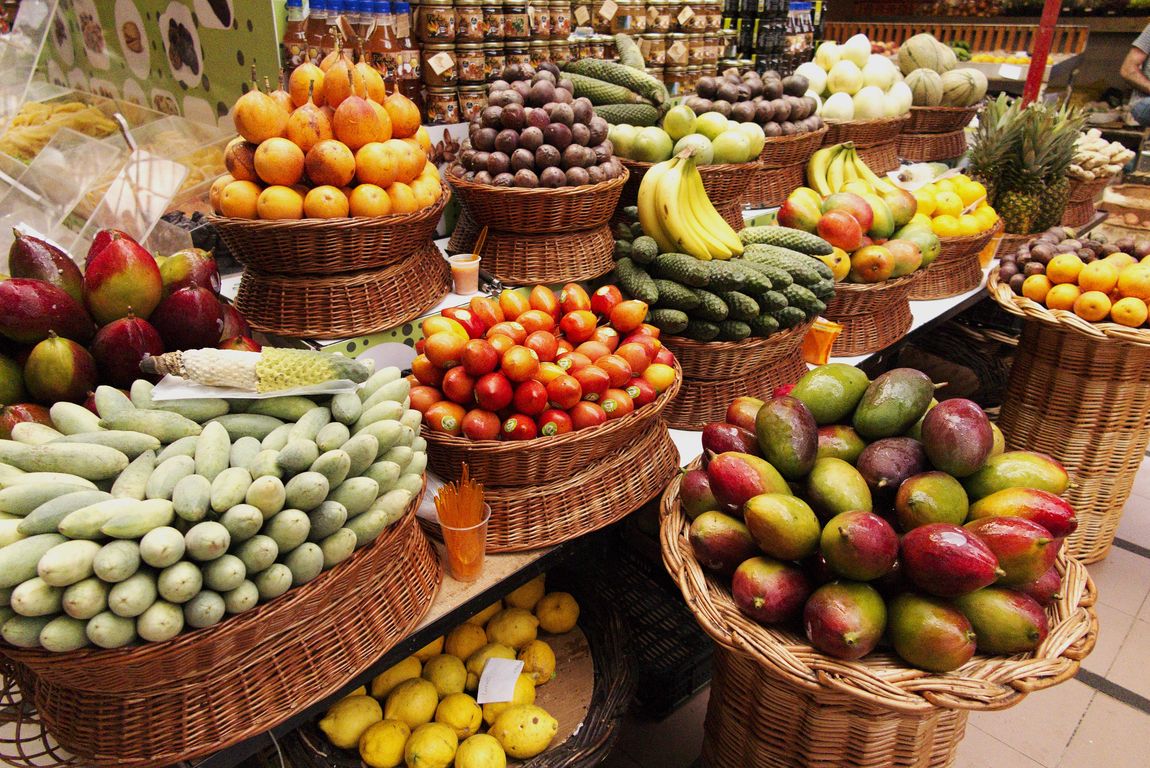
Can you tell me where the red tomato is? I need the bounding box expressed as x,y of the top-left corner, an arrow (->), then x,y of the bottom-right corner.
594,354 -> 633,388
556,352 -> 592,373
546,374 -> 582,409
518,309 -> 556,334
487,321 -> 527,345
615,342 -> 651,374
422,316 -> 468,340
501,345 -> 540,383
539,409 -> 574,436
601,388 -> 635,419
424,332 -> 467,369
625,377 -> 657,408
636,323 -> 662,339
404,373 -> 421,387
469,295 -> 504,328
591,285 -> 623,317
574,340 -> 611,361
412,354 -> 445,387
533,361 -> 565,385
513,380 -> 548,416
461,339 -> 500,376
609,300 -> 648,333
488,333 -> 515,356
558,310 -> 597,343
462,409 -> 501,440
573,365 -> 610,402
502,413 -> 538,441
555,338 -> 574,356
559,283 -> 591,314
442,307 -> 487,338
529,285 -> 560,318
524,330 -> 559,362
425,401 -> 466,435
653,347 -> 676,366
590,325 -> 620,352
410,385 -> 443,413
441,366 -> 477,405
570,401 -> 607,430
474,372 -> 514,411
620,333 -> 660,360
499,289 -> 531,320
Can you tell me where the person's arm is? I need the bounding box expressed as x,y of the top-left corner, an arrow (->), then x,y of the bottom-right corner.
1121,46 -> 1150,94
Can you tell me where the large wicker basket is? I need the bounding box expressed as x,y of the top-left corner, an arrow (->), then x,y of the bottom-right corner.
897,129 -> 968,163
910,220 -> 1002,301
824,114 -> 910,148
208,187 -> 451,274
906,105 -> 980,134
1062,198 -> 1097,229
758,127 -> 828,169
446,217 -> 616,284
744,163 -> 806,210
856,141 -> 900,174
617,157 -> 762,215
1069,174 -> 1118,204
0,490 -> 440,768
989,267 -> 1150,563
447,168 -> 626,234
661,460 -> 1097,768
822,272 -> 924,356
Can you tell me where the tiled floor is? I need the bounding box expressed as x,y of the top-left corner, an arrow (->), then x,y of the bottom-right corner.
601,461 -> 1150,768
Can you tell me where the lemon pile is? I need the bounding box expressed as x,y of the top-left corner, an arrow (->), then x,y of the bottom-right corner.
912,174 -> 1000,238
318,574 -> 580,768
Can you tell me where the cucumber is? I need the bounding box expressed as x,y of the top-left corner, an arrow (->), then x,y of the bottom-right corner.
37,539 -> 102,586
411,436 -> 427,454
308,501 -> 348,541
107,571 -> 158,618
229,436 -> 263,471
330,392 -> 363,425
352,401 -> 405,435
717,320 -> 752,341
219,504 -> 263,542
248,449 -> 284,480
101,499 -> 175,539
86,611 -> 137,648
157,435 -> 198,463
130,380 -> 229,422
235,535 -> 279,575
285,542 -> 324,586
39,615 -> 91,651
363,461 -> 402,493
92,540 -> 141,583
0,534 -> 68,588
102,410 -> 201,443
158,561 -> 203,603
284,472 -> 329,512
184,521 -> 231,562
355,421 -> 401,457
646,308 -> 690,334
3,471 -> 96,491
11,422 -> 66,445
183,590 -> 226,629
194,421 -> 232,482
278,439 -> 320,475
49,402 -> 104,435
62,577 -> 108,619
328,477 -> 380,517
683,319 -> 721,341
615,257 -> 660,303
0,465 -> 24,485
348,489 -> 412,547
137,600 -> 184,642
0,519 -> 25,547
399,411 -> 421,436
380,446 -> 414,472
0,441 -> 129,480
264,509 -> 311,552
359,367 -> 402,402
10,577 -> 64,617
289,407 -> 331,442
53,430 -> 161,458
261,423 -> 293,451
139,526 -> 186,568
321,528 -> 358,569
225,399 -> 252,413
145,454 -> 196,501
93,386 -> 135,419
111,450 -> 157,500
172,474 -> 212,522
406,452 -> 428,478
361,380 -> 411,414
316,422 -> 351,453
245,476 -> 287,518
246,396 -> 318,422
254,563 -> 293,601
223,581 -> 259,614
2,615 -> 52,647
202,554 -> 246,592
310,449 -> 352,488
0,482 -> 97,517
210,467 -> 253,513
395,473 -> 424,497
207,414 -> 284,441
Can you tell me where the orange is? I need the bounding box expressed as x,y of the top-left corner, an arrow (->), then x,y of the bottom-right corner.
420,162 -> 442,183
1021,274 -> 1052,304
355,142 -> 399,187
1104,252 -> 1139,270
1110,296 -> 1149,327
219,180 -> 262,218
348,183 -> 392,217
1077,260 -> 1119,294
1073,291 -> 1112,322
256,185 -> 305,220
1044,283 -> 1081,310
303,185 -> 350,218
209,173 -> 235,214
930,214 -> 961,238
253,137 -> 305,186
383,138 -> 427,184
1116,264 -> 1150,300
386,182 -> 419,214
1142,254 -> 1150,266
414,125 -> 432,153
305,139 -> 357,188
1045,253 -> 1084,285
410,177 -> 440,210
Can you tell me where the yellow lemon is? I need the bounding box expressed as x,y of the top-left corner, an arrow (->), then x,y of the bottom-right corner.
319,695 -> 383,749
974,205 -> 998,230
455,733 -> 508,768
435,692 -> 483,739
488,704 -> 559,759
908,212 -> 933,230
422,654 -> 468,698
384,678 -> 439,729
486,608 -> 539,650
535,592 -> 580,634
466,600 -> 503,626
932,190 -> 963,218
358,719 -> 411,768
503,574 -> 546,610
404,722 -> 458,768
371,656 -> 422,700
956,179 -> 987,207
481,673 -> 537,726
957,214 -> 982,236
934,178 -> 957,195
930,214 -> 961,238
445,622 -> 489,661
518,639 -> 557,686
413,636 -> 444,662
914,187 -> 936,216
465,643 -> 517,691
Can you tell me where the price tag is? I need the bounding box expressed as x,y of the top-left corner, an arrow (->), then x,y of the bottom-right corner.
598,0 -> 618,20
639,37 -> 652,57
677,5 -> 694,25
476,658 -> 525,704
429,51 -> 456,75
998,64 -> 1023,80
397,13 -> 411,38
575,5 -> 591,25
647,5 -> 660,25
667,40 -> 688,63
528,4 -> 537,27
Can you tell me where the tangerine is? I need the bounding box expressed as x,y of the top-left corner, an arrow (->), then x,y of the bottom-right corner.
1021,274 -> 1052,303
1045,253 -> 1084,285
1104,252 -> 1139,270
1044,283 -> 1081,311
305,139 -> 357,187
1116,264 -> 1150,300
387,182 -> 419,214
349,184 -> 393,217
219,180 -> 263,218
1111,296 -> 1149,327
1077,260 -> 1119,294
1073,291 -> 1112,322
410,177 -> 441,210
256,185 -> 305,220
355,142 -> 399,187
253,137 -> 305,186
303,185 -> 350,218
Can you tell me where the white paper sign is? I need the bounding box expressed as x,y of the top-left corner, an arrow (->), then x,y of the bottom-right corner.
476,658 -> 525,704
998,64 -> 1023,80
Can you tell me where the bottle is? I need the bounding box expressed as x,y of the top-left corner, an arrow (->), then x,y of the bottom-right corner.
331,0 -> 362,49
356,0 -> 376,39
393,1 -> 424,105
282,0 -> 310,73
366,0 -> 399,84
306,0 -> 333,63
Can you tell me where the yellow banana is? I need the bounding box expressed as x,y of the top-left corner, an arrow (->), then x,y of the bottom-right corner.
657,158 -> 713,260
806,144 -> 842,197
637,158 -> 677,254
842,154 -> 860,184
826,149 -> 848,194
849,146 -> 896,194
684,159 -> 742,259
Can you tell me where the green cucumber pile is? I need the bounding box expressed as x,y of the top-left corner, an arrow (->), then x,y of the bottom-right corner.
0,368 -> 425,652
613,208 -> 837,341
561,37 -> 671,126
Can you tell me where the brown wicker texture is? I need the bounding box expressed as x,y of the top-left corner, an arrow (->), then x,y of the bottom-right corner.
989,267 -> 1150,563
617,157 -> 765,211
823,272 -> 924,357
909,221 -> 1002,301
662,321 -> 812,381
994,231 -> 1033,259
744,162 -> 806,210
1068,174 -> 1117,204
1062,198 -> 1097,229
856,141 -> 901,175
897,129 -> 969,163
823,114 -> 910,148
0,666 -> 78,768
423,361 -> 681,486
470,224 -> 617,285
906,105 -> 980,134
423,419 -> 681,552
758,127 -> 828,169
0,492 -> 441,768
662,460 -> 1097,727
447,167 -> 626,234
207,186 -> 451,274
234,242 -> 450,339
447,206 -> 481,255
718,201 -> 746,231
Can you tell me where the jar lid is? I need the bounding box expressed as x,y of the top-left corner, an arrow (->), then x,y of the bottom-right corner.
666,65 -> 687,72
423,0 -> 455,5
457,0 -> 483,4
457,84 -> 487,92
425,42 -> 457,49
456,42 -> 485,49
427,86 -> 459,93
483,41 -> 505,47
529,39 -> 549,46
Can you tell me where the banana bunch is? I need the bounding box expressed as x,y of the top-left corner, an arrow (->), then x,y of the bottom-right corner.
638,152 -> 744,261
807,142 -> 895,197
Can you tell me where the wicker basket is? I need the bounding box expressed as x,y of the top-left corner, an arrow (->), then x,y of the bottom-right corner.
1062,198 -> 1097,229
235,242 -> 450,339
208,187 -> 451,274
994,230 -> 1033,259
423,361 -> 681,487
989,267 -> 1150,563
758,127 -> 828,168
910,220 -> 1002,301
617,157 -> 764,212
823,114 -> 910,148
447,168 -> 626,234
897,129 -> 968,163
906,105 -> 980,134
661,460 -> 1097,768
822,272 -> 924,357
856,141 -> 900,174
450,222 -> 617,285
1069,174 -> 1117,204
0,491 -> 441,768
422,418 -> 681,551
744,162 -> 805,210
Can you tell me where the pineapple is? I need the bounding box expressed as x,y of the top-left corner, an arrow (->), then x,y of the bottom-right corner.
967,95 -> 1023,207
142,348 -> 371,392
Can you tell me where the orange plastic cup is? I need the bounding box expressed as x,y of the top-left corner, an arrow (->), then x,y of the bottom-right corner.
449,253 -> 481,295
802,318 -> 844,365
440,503 -> 491,582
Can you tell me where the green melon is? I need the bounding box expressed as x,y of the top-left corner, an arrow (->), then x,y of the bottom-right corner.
934,40 -> 958,73
906,69 -> 943,107
940,68 -> 988,107
898,33 -> 944,75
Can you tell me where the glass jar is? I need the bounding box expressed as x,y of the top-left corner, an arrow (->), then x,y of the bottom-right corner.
602,33 -> 617,59
426,87 -> 461,123
639,33 -> 666,65
687,32 -> 705,64
456,42 -> 486,82
549,0 -> 571,38
687,65 -> 703,92
483,3 -> 505,39
571,1 -> 593,29
456,0 -> 485,41
665,31 -> 688,65
422,43 -> 458,86
586,35 -> 605,58
529,2 -> 551,36
611,0 -> 646,34
592,1 -> 613,33
720,28 -> 737,59
664,65 -> 688,96
419,0 -> 457,42
704,32 -> 719,63
503,2 -> 530,38
458,85 -> 487,121
505,43 -> 530,65
645,65 -> 665,82
529,39 -> 551,67
550,39 -> 572,64
706,1 -> 721,30
483,42 -> 506,79
646,0 -> 671,33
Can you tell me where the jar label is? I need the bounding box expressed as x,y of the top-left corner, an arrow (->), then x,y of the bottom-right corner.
574,5 -> 591,24
677,5 -> 694,25
429,50 -> 456,75
667,39 -> 688,63
647,6 -> 659,25
598,0 -> 618,20
397,13 -> 411,37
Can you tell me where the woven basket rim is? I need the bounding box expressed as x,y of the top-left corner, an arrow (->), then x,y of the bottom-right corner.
989,267 -> 1150,348
206,182 -> 451,229
617,156 -> 763,173
762,124 -> 829,146
937,218 -> 1005,247
447,165 -> 629,197
908,105 -> 981,115
824,114 -> 912,128
660,458 -> 1099,715
830,270 -> 925,294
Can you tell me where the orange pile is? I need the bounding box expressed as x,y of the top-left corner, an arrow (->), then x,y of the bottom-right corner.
1021,251 -> 1150,328
212,55 -> 441,220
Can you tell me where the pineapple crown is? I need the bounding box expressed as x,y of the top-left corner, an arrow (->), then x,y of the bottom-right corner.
970,96 -> 1085,193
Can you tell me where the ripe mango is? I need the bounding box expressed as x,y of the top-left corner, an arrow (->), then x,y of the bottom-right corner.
754,396 -> 818,480
83,233 -> 163,324
888,592 -> 976,672
803,581 -> 887,660
852,368 -> 935,439
0,279 -> 96,344
920,398 -> 993,478
706,452 -> 790,511
961,451 -> 1069,501
8,232 -> 84,304
900,523 -> 1001,598
953,587 -> 1049,654
790,364 -> 870,425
